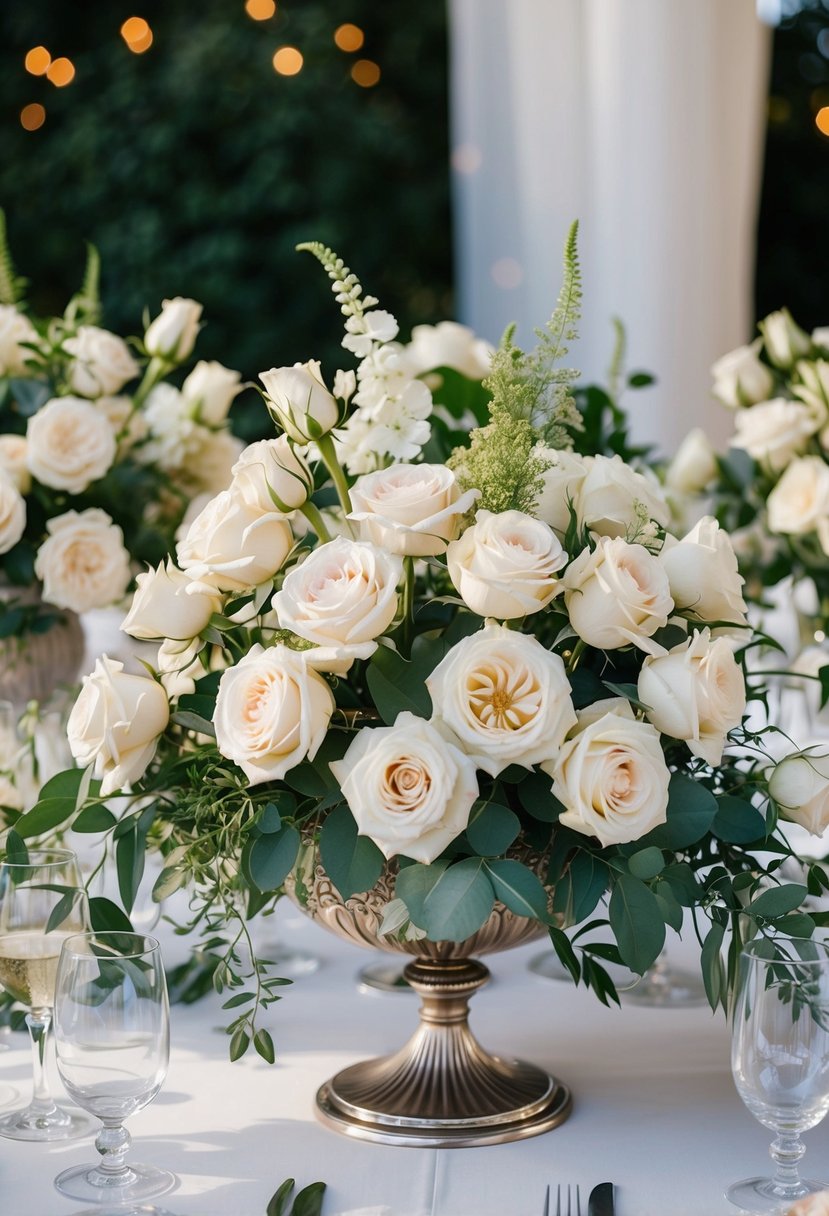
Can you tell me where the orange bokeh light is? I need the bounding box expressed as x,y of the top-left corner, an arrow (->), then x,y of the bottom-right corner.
121,16 -> 149,42
24,46 -> 51,76
20,103 -> 46,131
351,58 -> 380,88
817,106 -> 829,137
246,0 -> 276,19
334,24 -> 364,52
46,57 -> 75,87
273,46 -> 303,76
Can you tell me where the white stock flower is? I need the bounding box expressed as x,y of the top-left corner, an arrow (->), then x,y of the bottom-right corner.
144,297 -> 202,361
426,621 -> 576,776
665,428 -> 718,494
231,436 -> 313,512
177,487 -> 293,593
0,472 -> 25,555
333,368 -> 357,402
349,463 -> 479,557
273,537 -> 401,669
404,321 -> 493,380
63,326 -> 138,398
659,517 -> 748,629
121,558 -> 221,641
260,361 -> 339,444
67,657 -> 169,795
730,398 -> 818,472
447,509 -> 566,620
760,308 -> 811,370
0,306 -> 38,376
342,309 -> 399,358
213,643 -> 334,786
34,508 -> 131,613
27,397 -> 116,493
638,629 -> 746,764
769,749 -> 829,836
0,434 -> 30,494
330,711 -> 479,863
711,340 -> 774,408
577,454 -> 670,539
563,536 -> 673,653
181,360 -> 242,425
545,698 -> 670,847
533,447 -> 588,536
767,457 -> 829,538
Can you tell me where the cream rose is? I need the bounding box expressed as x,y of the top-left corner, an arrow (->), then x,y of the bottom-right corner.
0,306 -> 38,376
213,643 -> 334,785
273,537 -> 401,668
191,428 -> 245,495
0,472 -> 25,555
426,621 -> 576,776
533,446 -> 588,536
794,360 -> 829,421
730,398 -> 818,472
67,657 -> 169,796
545,698 -> 670,847
813,329 -> 829,351
665,428 -> 718,494
761,308 -> 811,370
34,508 -> 131,612
260,361 -> 339,444
181,360 -> 243,426
231,436 -> 313,512
769,749 -> 829,836
447,509 -> 566,619
0,434 -> 31,493
577,454 -> 670,539
121,559 -> 221,641
177,487 -> 293,594
638,629 -> 746,764
144,297 -> 202,361
63,325 -> 139,398
659,517 -> 748,629
27,397 -> 117,493
404,321 -> 493,380
94,397 -> 148,453
330,711 -> 479,863
767,457 -> 829,538
349,463 -> 479,557
711,340 -> 774,408
563,536 -> 673,653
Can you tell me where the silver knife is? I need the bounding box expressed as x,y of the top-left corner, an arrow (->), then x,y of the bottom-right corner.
587,1182 -> 615,1216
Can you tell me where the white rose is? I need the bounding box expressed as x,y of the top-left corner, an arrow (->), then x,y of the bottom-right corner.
638,629 -> 746,765
769,749 -> 829,836
426,621 -> 576,776
793,360 -> 829,421
181,360 -> 243,426
0,472 -> 25,555
544,698 -> 670,847
576,454 -> 670,539
447,509 -> 566,619
711,339 -> 774,408
404,322 -> 493,380
34,508 -> 131,613
273,537 -> 401,669
0,434 -> 30,494
767,457 -> 829,537
0,306 -> 39,376
156,637 -> 204,699
533,446 -> 588,536
812,328 -> 829,351
144,297 -> 202,361
27,397 -> 116,493
121,559 -> 221,641
665,428 -> 718,494
190,427 -> 245,495
760,308 -> 811,370
330,711 -> 479,863
349,463 -> 479,557
730,398 -> 818,472
231,437 -> 313,512
659,516 -> 748,629
67,657 -> 169,796
213,643 -> 334,785
260,361 -> 339,444
63,325 -> 139,398
177,487 -> 293,594
563,536 -> 673,653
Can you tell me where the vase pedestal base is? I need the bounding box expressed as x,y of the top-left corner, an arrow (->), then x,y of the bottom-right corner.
315,957 -> 572,1147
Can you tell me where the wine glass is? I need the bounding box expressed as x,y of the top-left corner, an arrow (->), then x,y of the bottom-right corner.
0,846 -> 92,1140
728,938 -> 829,1211
53,931 -> 176,1205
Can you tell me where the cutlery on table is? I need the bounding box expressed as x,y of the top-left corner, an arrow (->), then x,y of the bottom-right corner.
556,1184 -> 582,1216
587,1182 -> 615,1216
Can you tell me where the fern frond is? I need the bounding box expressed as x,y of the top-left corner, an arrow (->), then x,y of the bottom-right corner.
296,241 -> 378,320
537,218 -> 582,366
0,210 -> 23,307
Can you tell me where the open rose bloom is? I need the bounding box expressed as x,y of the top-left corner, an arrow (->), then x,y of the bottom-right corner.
26,236 -> 820,1047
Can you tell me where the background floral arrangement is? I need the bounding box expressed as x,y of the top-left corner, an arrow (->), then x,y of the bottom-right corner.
11,229 -> 827,1060
0,210 -> 246,641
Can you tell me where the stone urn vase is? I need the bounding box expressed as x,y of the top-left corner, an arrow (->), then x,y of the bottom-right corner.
0,583 -> 85,707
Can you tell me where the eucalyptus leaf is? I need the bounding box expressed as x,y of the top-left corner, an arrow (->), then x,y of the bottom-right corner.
254,1027 -> 276,1064
88,897 -> 134,934
72,804 -> 117,833
292,1181 -> 327,1216
748,884 -> 807,920
466,803 -> 521,856
366,646 -> 431,724
711,796 -> 766,844
319,807 -> 384,900
608,875 -> 665,974
416,857 -> 495,941
267,1179 -> 295,1216
643,774 -> 718,850
627,846 -> 665,881
248,827 -> 301,894
701,920 -> 725,1010
484,858 -> 548,920
229,1026 -> 250,1061
553,851 -> 608,925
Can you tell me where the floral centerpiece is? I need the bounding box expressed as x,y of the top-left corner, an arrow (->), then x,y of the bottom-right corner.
11,230 -> 826,1138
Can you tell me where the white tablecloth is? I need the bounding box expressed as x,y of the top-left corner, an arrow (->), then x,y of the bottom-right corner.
1,913 -> 827,1216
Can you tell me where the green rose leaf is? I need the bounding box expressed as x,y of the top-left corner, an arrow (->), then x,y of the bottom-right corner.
466,802 -> 521,856
248,826 -> 301,894
609,874 -> 666,974
319,807 -> 384,900
484,858 -> 549,920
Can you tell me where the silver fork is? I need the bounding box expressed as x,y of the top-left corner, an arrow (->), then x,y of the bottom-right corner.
556,1184 -> 582,1216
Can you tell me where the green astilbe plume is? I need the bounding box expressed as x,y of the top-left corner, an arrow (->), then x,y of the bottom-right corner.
0,210 -> 24,307
449,221 -> 584,514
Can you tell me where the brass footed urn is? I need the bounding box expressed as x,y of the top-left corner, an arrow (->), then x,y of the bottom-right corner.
287,852 -> 571,1148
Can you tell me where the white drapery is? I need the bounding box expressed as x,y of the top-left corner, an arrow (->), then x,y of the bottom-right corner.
449,0 -> 772,453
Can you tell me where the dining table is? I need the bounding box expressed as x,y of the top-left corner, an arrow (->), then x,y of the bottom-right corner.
0,906 -> 827,1216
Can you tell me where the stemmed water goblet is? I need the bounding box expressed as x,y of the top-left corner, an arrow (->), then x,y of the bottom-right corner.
0,845 -> 92,1139
728,937 -> 829,1211
53,931 -> 176,1206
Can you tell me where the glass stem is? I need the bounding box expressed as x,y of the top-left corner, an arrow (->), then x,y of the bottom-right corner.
26,1009 -> 56,1115
95,1120 -> 133,1180
770,1131 -> 806,1194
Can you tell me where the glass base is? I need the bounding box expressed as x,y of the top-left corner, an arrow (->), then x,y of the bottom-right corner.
68,1207 -> 177,1216
0,1083 -> 19,1108
0,1102 -> 93,1141
529,950 -> 637,991
257,943 -> 320,978
55,1161 -> 177,1204
529,950 -> 708,1007
726,1175 -> 829,1211
357,959 -> 415,994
